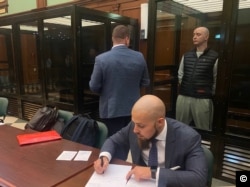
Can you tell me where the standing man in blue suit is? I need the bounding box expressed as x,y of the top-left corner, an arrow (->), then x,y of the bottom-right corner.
89,25 -> 150,137
94,95 -> 207,187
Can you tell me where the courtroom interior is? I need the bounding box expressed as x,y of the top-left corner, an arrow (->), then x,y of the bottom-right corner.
1,0 -> 250,186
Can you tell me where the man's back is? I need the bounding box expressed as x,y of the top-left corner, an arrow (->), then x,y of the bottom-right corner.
89,45 -> 150,118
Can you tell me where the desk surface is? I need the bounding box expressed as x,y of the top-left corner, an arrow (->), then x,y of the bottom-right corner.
0,125 -> 100,187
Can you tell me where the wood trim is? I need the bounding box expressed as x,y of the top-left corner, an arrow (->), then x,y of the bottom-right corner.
0,0 -> 8,14
36,0 -> 47,8
0,0 -> 7,5
0,7 -> 7,14
121,5 -> 140,12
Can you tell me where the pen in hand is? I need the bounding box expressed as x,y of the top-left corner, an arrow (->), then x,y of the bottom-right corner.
100,156 -> 104,167
126,166 -> 133,184
100,156 -> 104,174
126,176 -> 131,184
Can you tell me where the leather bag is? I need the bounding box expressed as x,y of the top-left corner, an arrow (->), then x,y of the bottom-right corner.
25,106 -> 58,131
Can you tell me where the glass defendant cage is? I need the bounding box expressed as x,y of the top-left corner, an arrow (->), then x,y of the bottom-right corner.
147,0 -> 250,183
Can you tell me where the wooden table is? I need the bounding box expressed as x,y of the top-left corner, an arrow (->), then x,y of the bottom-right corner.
0,125 -> 100,187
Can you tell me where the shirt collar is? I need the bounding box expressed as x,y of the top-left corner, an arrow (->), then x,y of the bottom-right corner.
155,119 -> 167,141
112,44 -> 126,49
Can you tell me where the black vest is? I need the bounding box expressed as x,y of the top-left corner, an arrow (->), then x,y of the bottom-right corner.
179,48 -> 218,98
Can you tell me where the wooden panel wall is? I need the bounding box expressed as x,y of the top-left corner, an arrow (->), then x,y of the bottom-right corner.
36,0 -> 47,8
0,35 -> 9,77
76,0 -> 148,56
83,0 -> 147,27
155,21 -> 175,66
20,34 -> 39,84
0,35 -> 8,62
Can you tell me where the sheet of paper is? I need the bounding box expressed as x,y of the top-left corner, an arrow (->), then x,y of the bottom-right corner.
56,151 -> 77,161
85,164 -> 156,187
74,150 -> 92,161
126,176 -> 156,187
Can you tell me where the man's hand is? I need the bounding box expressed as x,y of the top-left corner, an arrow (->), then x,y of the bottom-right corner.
93,156 -> 109,174
126,166 -> 151,181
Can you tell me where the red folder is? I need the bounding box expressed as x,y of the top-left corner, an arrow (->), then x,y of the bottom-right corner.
17,130 -> 62,145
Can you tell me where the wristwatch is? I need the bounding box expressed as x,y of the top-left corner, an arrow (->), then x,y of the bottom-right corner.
150,166 -> 157,179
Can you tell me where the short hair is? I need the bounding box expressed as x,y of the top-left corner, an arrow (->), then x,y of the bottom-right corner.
112,25 -> 130,39
195,26 -> 210,37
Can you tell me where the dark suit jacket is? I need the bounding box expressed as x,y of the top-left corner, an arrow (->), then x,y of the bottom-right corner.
101,118 -> 207,187
89,45 -> 150,118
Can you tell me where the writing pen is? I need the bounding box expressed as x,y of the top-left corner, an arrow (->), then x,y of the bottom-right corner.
100,156 -> 104,167
100,156 -> 104,174
126,166 -> 134,184
126,176 -> 131,184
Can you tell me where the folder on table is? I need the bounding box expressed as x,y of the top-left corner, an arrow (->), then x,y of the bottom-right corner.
17,130 -> 62,145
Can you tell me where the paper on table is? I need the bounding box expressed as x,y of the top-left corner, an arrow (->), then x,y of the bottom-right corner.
74,151 -> 92,161
56,151 -> 77,161
126,176 -> 156,187
85,164 -> 130,187
85,164 -> 156,187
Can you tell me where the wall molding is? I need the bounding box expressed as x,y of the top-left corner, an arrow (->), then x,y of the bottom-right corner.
0,0 -> 8,14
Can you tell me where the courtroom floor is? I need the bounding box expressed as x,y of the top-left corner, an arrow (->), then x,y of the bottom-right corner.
3,115 -> 27,130
3,115 -> 235,187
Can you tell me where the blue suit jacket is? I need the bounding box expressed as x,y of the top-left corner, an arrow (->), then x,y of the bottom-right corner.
89,45 -> 150,118
101,118 -> 207,187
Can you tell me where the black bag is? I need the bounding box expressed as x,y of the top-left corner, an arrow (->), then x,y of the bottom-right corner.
60,114 -> 99,147
52,118 -> 65,134
25,106 -> 58,131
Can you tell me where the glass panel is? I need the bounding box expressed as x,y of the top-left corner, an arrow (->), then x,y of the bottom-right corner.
155,0 -> 223,130
80,19 -> 106,63
80,18 -> 105,106
0,25 -> 16,95
154,69 -> 172,82
155,12 -> 175,66
227,1 -> 250,137
153,83 -> 172,112
19,22 -> 42,97
43,16 -> 73,103
127,24 -> 136,49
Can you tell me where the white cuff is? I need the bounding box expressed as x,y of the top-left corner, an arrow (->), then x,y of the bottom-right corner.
99,152 -> 112,162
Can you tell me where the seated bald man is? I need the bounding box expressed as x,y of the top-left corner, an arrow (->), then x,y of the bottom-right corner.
94,95 -> 207,187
